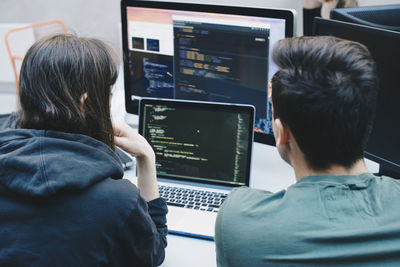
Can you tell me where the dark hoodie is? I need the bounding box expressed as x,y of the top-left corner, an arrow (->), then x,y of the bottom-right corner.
0,115 -> 167,266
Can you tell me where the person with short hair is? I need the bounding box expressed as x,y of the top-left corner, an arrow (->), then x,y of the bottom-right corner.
0,34 -> 167,266
215,36 -> 400,266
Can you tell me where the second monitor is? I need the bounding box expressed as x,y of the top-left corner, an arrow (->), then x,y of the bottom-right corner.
121,0 -> 295,145
313,17 -> 400,178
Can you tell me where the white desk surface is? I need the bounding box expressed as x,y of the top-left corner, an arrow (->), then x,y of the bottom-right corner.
0,85 -> 379,267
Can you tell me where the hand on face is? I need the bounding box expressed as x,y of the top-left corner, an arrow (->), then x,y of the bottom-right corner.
113,121 -> 155,160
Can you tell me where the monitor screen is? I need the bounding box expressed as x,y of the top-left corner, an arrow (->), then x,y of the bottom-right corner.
121,0 -> 295,145
138,98 -> 254,187
313,17 -> 400,176
141,0 -> 303,36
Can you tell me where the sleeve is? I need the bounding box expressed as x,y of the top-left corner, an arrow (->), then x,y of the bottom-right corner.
214,188 -> 236,267
111,196 -> 168,267
215,201 -> 227,266
215,187 -> 273,267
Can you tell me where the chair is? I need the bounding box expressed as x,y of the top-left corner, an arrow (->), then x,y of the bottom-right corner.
4,19 -> 68,90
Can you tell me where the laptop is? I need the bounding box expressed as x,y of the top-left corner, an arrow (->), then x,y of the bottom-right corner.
138,98 -> 254,240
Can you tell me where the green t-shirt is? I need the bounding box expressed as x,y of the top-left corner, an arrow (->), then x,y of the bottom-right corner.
215,173 -> 400,266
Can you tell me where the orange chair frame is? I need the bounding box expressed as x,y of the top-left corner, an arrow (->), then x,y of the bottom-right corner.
4,19 -> 68,89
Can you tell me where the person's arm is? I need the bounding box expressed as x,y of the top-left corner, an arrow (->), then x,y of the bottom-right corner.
113,122 -> 167,265
215,198 -> 229,267
113,121 -> 159,202
321,0 -> 339,18
111,194 -> 168,266
303,0 -> 324,9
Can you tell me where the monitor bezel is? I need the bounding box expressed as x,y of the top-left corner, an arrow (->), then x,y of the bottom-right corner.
313,17 -> 400,177
121,0 -> 295,145
138,97 -> 255,187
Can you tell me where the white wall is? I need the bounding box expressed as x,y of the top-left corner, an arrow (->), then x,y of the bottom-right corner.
0,0 -> 121,50
0,0 -> 121,87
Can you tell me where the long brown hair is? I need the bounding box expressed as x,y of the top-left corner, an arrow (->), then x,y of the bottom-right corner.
17,34 -> 118,149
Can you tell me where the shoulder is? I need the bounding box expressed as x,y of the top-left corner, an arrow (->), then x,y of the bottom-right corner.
216,186 -> 286,235
370,175 -> 400,204
90,178 -> 141,209
216,187 -> 276,237
73,178 -> 151,241
75,178 -> 142,228
229,186 -> 274,199
215,187 -> 287,266
220,187 -> 284,216
374,175 -> 400,187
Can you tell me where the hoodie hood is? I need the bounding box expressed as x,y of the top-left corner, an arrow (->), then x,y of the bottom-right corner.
0,128 -> 124,197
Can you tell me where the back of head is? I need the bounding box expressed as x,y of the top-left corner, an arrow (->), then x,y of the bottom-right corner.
18,34 -> 118,148
271,36 -> 378,170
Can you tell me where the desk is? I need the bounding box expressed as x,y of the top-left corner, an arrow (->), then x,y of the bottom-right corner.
0,87 -> 379,267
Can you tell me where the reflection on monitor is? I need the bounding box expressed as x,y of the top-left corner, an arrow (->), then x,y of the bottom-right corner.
139,98 -> 254,186
121,0 -> 294,145
313,17 -> 400,178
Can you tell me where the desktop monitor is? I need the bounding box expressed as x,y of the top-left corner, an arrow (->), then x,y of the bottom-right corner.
121,0 -> 295,145
313,17 -> 400,178
330,5 -> 400,32
136,0 -> 303,36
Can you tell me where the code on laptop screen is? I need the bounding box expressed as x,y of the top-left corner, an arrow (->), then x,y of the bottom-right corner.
140,100 -> 253,186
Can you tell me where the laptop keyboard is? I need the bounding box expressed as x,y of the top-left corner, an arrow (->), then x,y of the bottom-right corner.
158,185 -> 228,213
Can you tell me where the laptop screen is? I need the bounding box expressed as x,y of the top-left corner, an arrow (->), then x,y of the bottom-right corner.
139,98 -> 254,187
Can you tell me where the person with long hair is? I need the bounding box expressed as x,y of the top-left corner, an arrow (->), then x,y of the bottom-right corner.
0,34 -> 167,266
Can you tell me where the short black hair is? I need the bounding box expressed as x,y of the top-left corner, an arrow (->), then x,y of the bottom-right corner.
271,36 -> 378,170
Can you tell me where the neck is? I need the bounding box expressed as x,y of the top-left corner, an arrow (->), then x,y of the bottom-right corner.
293,158 -> 369,181
276,128 -> 370,181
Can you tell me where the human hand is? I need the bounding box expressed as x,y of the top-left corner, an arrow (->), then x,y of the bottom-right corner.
113,121 -> 159,201
113,121 -> 155,160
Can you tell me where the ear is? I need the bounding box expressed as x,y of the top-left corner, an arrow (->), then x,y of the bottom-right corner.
80,92 -> 88,107
268,82 -> 272,98
274,118 -> 290,146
